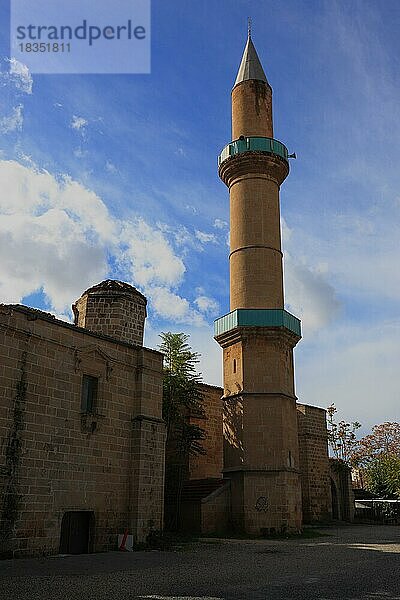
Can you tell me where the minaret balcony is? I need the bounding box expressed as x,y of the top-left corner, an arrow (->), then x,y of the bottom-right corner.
218,136 -> 288,167
214,308 -> 301,339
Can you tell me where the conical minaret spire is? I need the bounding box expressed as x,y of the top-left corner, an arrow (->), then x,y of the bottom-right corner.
231,31 -> 273,140
234,29 -> 269,87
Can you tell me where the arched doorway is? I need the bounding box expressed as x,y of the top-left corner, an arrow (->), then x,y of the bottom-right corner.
59,511 -> 94,554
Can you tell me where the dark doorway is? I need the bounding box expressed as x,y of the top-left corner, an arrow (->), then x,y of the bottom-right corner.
59,511 -> 94,554
331,478 -> 339,519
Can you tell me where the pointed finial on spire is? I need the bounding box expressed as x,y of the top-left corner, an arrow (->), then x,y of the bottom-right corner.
234,28 -> 269,88
248,17 -> 252,39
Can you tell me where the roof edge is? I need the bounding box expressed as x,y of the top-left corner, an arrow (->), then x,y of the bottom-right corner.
0,303 -> 161,356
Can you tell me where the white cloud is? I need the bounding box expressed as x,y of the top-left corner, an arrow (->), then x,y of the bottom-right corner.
17,151 -> 36,167
171,226 -> 194,248
213,218 -> 228,230
105,160 -> 117,173
282,218 -> 341,333
195,230 -> 218,244
296,320 -> 400,433
157,224 -> 223,255
194,295 -> 219,316
8,58 -> 33,94
0,105 -> 23,133
0,160 -> 207,326
119,218 -> 185,288
0,161 -> 111,311
71,115 -> 88,131
283,208 -> 400,309
284,256 -> 341,334
0,58 -> 33,95
148,287 -> 205,326
157,222 -> 203,253
281,217 -> 292,245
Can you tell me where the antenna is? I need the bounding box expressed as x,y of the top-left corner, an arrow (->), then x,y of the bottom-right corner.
248,17 -> 252,39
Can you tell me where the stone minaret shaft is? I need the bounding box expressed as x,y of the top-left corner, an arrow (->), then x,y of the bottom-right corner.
215,33 -> 302,534
229,36 -> 283,311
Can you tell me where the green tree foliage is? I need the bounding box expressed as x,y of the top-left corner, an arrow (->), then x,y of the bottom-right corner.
353,422 -> 400,499
364,454 -> 400,499
159,331 -> 205,437
158,332 -> 206,530
326,404 -> 361,466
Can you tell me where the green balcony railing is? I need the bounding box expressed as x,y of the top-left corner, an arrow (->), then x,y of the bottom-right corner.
214,308 -> 301,338
218,136 -> 289,166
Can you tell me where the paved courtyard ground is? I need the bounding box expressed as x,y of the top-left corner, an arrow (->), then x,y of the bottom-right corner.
0,525 -> 399,600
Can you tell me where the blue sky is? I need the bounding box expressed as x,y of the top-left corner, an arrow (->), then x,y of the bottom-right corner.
0,0 -> 399,433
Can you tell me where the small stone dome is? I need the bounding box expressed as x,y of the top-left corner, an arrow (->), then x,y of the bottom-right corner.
73,280 -> 147,346
81,280 -> 147,303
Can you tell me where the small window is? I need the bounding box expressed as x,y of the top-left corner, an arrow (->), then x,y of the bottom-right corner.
233,359 -> 237,374
81,375 -> 98,413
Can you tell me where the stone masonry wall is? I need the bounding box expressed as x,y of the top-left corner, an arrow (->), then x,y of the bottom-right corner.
232,79 -> 273,139
200,482 -> 231,534
297,403 -> 332,523
329,459 -> 355,522
0,305 -> 165,558
189,384 -> 223,480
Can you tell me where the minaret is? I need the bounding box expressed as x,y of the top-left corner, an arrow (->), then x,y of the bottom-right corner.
214,30 -> 302,534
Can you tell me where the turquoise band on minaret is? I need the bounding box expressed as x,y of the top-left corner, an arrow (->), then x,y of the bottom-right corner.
214,308 -> 301,338
218,136 -> 289,166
